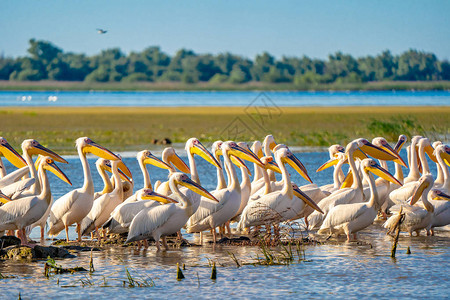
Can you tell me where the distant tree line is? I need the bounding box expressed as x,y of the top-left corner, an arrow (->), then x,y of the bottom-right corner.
0,39 -> 449,84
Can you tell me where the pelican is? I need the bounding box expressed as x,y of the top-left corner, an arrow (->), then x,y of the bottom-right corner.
94,158 -> 131,200
154,147 -> 190,196
238,147 -> 322,230
432,141 -> 444,187
388,137 -> 435,206
308,139 -> 397,229
384,174 -> 436,236
48,137 -> 119,242
13,139 -> 67,199
0,157 -> 71,244
319,159 -> 401,241
233,142 -> 252,220
126,172 -> 218,250
250,141 -> 264,186
80,158 -> 132,236
429,145 -> 450,234
103,189 -> 176,234
316,152 -> 347,194
250,135 -> 277,195
0,138 -> 30,197
102,150 -> 173,234
122,150 -> 171,204
186,141 -> 263,243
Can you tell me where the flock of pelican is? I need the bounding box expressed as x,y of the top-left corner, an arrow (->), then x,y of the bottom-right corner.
0,134 -> 449,250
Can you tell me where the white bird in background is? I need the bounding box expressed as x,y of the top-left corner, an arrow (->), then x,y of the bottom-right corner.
47,137 -> 120,242
126,172 -> 218,251
97,28 -> 107,34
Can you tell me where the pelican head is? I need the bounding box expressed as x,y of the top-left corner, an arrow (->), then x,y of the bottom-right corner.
263,135 -> 277,153
185,138 -> 221,169
138,188 -> 178,204
211,141 -> 224,161
260,156 -> 281,173
0,191 -> 13,204
274,146 -> 312,183
429,189 -> 450,201
410,174 -> 434,206
139,150 -> 171,171
251,141 -> 264,159
418,137 -> 437,163
292,183 -> 323,214
434,144 -> 450,167
22,139 -> 67,164
76,137 -> 119,161
354,138 -> 397,161
394,135 -> 408,153
171,172 -> 218,202
0,137 -> 27,168
96,158 -> 132,183
39,156 -> 72,185
316,152 -> 347,172
360,158 -> 402,186
328,144 -> 345,159
161,147 -> 190,173
221,141 -> 264,168
372,137 -> 407,167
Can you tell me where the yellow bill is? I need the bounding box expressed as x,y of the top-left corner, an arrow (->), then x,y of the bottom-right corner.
292,184 -> 323,214
359,139 -> 397,161
191,141 -> 222,169
140,189 -> 178,204
168,151 -> 190,173
0,191 -> 12,204
42,157 -> 72,185
83,139 -> 119,161
410,179 -> 429,206
284,152 -> 313,183
28,141 -> 68,164
0,139 -> 27,168
178,176 -> 218,202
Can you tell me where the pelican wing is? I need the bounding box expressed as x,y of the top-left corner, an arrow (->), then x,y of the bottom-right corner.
108,200 -> 160,232
48,188 -> 86,230
0,167 -> 29,188
0,196 -> 40,229
127,204 -> 176,243
2,178 -> 35,199
320,203 -> 368,229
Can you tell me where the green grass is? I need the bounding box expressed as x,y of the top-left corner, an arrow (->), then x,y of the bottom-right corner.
0,106 -> 448,154
1,80 -> 450,91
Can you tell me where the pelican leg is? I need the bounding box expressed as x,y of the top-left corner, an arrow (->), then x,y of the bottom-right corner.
18,228 -> 27,245
40,226 -> 45,240
177,230 -> 182,240
353,233 -> 357,240
65,224 -> 70,242
226,221 -> 231,237
76,223 -> 81,242
162,236 -> 168,250
431,228 -> 435,236
155,239 -> 161,252
212,228 -> 217,244
200,231 -> 203,244
143,239 -> 149,248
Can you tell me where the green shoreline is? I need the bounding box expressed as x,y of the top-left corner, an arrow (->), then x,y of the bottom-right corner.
1,80 -> 450,91
0,106 -> 448,154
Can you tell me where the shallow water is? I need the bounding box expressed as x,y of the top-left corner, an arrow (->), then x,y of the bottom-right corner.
1,90 -> 450,107
0,150 -> 448,299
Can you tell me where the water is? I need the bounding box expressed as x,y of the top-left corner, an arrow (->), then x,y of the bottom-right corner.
0,151 -> 448,299
1,90 -> 449,107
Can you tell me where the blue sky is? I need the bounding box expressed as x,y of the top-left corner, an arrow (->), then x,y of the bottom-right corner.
1,0 -> 449,60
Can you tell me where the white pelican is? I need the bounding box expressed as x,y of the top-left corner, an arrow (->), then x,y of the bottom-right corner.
126,172 -> 218,250
429,145 -> 450,234
233,142 -> 252,219
0,157 -> 71,244
103,150 -> 174,234
250,135 -> 277,195
238,147 -> 322,230
121,150 -> 171,204
319,159 -> 401,241
308,139 -> 397,229
80,158 -> 132,236
250,141 -> 264,186
432,141 -> 444,187
316,152 -> 347,194
384,174 -> 436,236
186,141 -> 263,243
388,137 -> 435,206
13,139 -> 67,199
154,147 -> 190,196
103,189 -> 176,234
94,158 -> 130,200
48,137 -> 120,242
